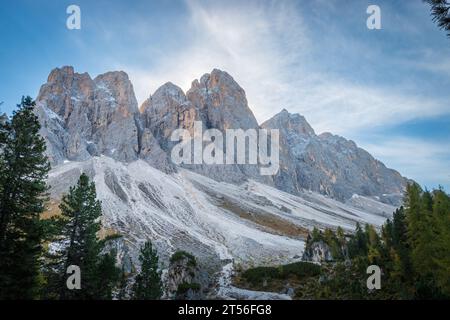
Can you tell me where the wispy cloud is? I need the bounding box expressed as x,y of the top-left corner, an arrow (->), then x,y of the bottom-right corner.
123,0 -> 448,136
125,0 -> 309,110
288,79 -> 448,135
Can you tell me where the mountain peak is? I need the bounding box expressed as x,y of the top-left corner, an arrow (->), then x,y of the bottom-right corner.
94,70 -> 130,83
190,68 -> 242,94
187,68 -> 258,130
47,66 -> 90,83
263,109 -> 315,136
140,82 -> 187,114
154,82 -> 185,98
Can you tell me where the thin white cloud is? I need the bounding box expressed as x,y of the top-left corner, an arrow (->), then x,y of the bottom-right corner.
123,0 -> 448,137
287,79 -> 449,135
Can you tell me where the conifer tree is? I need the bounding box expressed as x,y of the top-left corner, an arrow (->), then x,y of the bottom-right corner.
92,249 -> 120,300
348,222 -> 368,258
389,207 -> 412,280
56,173 -> 119,299
132,240 -> 163,300
366,224 -> 382,264
0,97 -> 50,299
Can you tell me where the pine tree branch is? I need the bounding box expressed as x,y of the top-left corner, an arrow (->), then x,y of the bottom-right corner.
424,0 -> 450,37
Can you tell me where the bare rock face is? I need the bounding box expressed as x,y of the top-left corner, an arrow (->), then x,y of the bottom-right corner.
302,240 -> 334,263
34,104 -> 70,164
186,69 -> 259,131
36,67 -> 140,164
36,66 -> 173,172
139,127 -> 174,173
141,82 -> 199,153
90,71 -> 140,161
186,69 -> 266,183
141,70 -> 267,184
262,109 -> 408,205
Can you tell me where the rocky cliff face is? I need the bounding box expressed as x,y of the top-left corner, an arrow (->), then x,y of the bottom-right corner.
36,66 -> 171,171
262,110 -> 408,205
141,82 -> 199,154
141,69 -> 265,184
35,66 -> 409,205
186,69 -> 259,131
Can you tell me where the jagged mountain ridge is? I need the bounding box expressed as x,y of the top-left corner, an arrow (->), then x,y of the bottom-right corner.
36,66 -> 408,205
262,110 -> 407,204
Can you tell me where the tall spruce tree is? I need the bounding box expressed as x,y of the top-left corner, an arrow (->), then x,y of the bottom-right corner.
348,222 -> 368,258
391,207 -> 412,280
0,97 -> 50,299
132,241 -> 163,300
56,173 -> 119,299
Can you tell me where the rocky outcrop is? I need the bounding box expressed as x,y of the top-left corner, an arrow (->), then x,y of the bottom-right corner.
36,66 -> 139,163
166,251 -> 206,300
141,82 -> 199,153
262,109 -> 408,205
302,241 -> 334,263
35,66 -> 171,171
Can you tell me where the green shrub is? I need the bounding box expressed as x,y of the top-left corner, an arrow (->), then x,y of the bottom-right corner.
242,262 -> 321,285
280,262 -> 321,278
176,282 -> 201,295
170,250 -> 197,267
242,266 -> 281,285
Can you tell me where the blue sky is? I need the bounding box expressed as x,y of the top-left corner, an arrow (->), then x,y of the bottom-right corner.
0,0 -> 449,190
